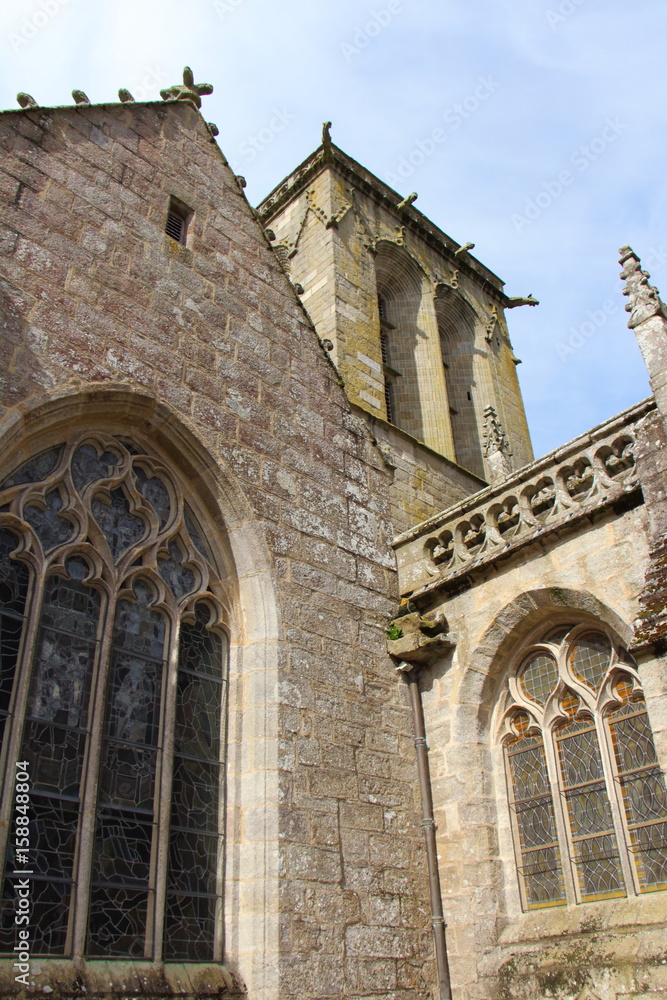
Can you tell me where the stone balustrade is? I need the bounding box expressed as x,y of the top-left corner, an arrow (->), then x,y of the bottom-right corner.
393,397 -> 655,597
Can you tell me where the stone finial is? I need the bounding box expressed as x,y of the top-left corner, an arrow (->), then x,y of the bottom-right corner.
454,242 -> 475,256
397,192 -> 418,211
118,88 -> 135,103
506,294 -> 539,308
160,66 -> 213,109
322,121 -> 332,148
483,404 -> 513,483
72,90 -> 91,105
619,245 -> 667,329
16,92 -> 37,109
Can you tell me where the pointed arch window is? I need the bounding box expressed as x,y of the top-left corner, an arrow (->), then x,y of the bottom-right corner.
0,434 -> 230,961
501,625 -> 667,909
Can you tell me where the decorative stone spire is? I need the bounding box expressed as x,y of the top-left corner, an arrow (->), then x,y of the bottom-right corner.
160,66 -> 213,110
618,247 -> 667,651
482,405 -> 513,483
619,245 -> 667,329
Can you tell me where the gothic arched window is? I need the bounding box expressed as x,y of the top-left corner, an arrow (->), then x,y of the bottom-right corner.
500,624 -> 667,909
0,434 -> 230,961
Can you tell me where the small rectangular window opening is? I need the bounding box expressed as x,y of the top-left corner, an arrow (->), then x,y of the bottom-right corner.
165,196 -> 193,246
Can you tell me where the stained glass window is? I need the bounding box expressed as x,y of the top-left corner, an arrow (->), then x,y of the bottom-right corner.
502,625 -> 667,908
0,434 -> 228,961
609,691 -> 667,891
505,719 -> 566,908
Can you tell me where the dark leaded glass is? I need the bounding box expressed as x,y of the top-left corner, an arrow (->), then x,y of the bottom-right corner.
71,443 -> 120,494
89,580 -> 166,958
23,722 -> 86,797
170,756 -> 220,832
0,878 -> 71,955
92,811 -> 154,887
556,718 -> 625,899
27,573 -> 100,729
113,581 -> 165,659
179,604 -> 223,678
3,564 -> 101,955
92,488 -> 145,561
165,605 -> 225,960
164,893 -> 217,962
610,699 -> 667,890
506,730 -> 565,907
0,531 -> 29,750
174,672 -> 221,761
0,445 -> 63,489
158,540 -> 196,602
87,886 -> 148,958
135,467 -> 171,527
24,490 -> 74,553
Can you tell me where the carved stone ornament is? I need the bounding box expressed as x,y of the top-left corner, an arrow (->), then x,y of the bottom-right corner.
483,404 -> 513,483
16,92 -> 38,108
619,245 -> 667,329
160,66 -> 213,109
506,294 -> 539,308
404,400 -> 648,598
386,611 -> 456,668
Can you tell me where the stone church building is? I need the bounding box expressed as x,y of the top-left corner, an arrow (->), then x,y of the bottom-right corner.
0,69 -> 665,1000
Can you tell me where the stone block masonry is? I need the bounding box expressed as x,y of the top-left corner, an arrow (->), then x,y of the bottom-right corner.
0,98 -> 436,1000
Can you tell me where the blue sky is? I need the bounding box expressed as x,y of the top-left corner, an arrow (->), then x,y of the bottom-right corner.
0,0 -> 664,460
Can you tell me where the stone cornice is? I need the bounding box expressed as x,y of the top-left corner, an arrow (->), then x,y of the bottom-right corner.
257,143 -> 510,302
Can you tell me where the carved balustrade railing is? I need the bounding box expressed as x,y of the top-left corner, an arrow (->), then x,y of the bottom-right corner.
393,398 -> 655,597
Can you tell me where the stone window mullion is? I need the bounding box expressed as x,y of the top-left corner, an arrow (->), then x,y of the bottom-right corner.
150,616 -> 181,963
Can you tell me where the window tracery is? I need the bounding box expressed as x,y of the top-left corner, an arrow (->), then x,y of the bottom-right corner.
500,624 -> 667,909
0,433 -> 230,961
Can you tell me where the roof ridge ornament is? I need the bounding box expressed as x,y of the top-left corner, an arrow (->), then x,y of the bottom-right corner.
16,92 -> 38,108
160,66 -> 213,110
619,245 -> 667,329
72,90 -> 91,105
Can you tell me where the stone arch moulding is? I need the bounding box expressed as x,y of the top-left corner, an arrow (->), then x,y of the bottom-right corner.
454,586 -> 634,740
0,383 -> 282,1000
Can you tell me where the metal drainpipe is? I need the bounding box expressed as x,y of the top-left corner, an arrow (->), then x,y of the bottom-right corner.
405,667 -> 453,1000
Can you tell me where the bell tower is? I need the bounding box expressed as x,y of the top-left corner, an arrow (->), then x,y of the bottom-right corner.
258,127 -> 534,482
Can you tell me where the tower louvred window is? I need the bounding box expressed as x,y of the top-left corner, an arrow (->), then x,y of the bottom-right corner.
0,434 -> 229,961
165,196 -> 192,245
501,624 -> 667,909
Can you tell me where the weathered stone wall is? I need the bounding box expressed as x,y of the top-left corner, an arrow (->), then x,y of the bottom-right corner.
353,406 -> 485,535
0,100 -> 435,1000
392,405 -> 667,1000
